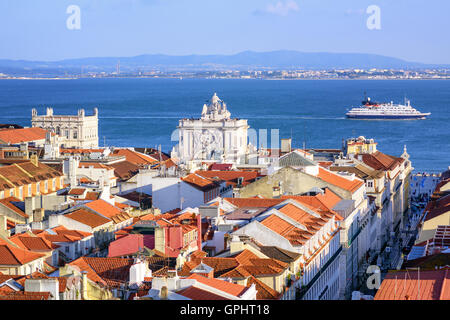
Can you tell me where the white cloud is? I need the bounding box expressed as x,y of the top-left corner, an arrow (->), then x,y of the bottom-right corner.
256,0 -> 300,17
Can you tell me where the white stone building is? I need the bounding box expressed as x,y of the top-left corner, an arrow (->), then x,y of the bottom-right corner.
32,107 -> 99,148
171,93 -> 256,167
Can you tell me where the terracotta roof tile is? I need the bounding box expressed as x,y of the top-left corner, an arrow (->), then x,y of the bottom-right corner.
68,257 -> 135,288
0,197 -> 28,218
247,276 -> 280,300
187,273 -> 249,297
65,208 -> 112,228
177,285 -> 229,300
223,198 -> 284,208
196,170 -> 259,187
317,167 -> 364,193
181,173 -> 221,191
112,149 -> 157,166
0,241 -> 45,265
9,234 -> 54,251
0,291 -> 51,300
0,127 -> 50,144
374,269 -> 450,300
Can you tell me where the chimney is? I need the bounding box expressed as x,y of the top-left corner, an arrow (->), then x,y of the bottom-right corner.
281,138 -> 292,154
0,215 -> 7,234
159,286 -> 168,300
81,271 -> 89,300
30,154 -> 38,167
25,197 -> 36,218
33,208 -> 45,223
229,235 -> 245,255
129,258 -> 147,286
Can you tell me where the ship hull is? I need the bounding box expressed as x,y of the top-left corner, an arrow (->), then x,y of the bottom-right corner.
346,113 -> 429,120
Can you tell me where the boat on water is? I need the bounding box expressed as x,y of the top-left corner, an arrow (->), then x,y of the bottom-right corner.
346,95 -> 431,120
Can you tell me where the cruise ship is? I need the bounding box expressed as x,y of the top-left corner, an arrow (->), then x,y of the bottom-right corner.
346,95 -> 431,120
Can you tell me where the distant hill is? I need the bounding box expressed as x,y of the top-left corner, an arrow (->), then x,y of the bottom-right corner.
0,50 -> 448,75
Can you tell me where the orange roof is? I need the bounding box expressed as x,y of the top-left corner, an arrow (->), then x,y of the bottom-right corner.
281,188 -> 342,212
181,249 -> 288,283
9,234 -> 54,251
68,257 -> 135,287
112,149 -> 157,166
247,276 -> 281,300
85,192 -> 101,201
177,285 -> 229,300
68,188 -> 86,195
36,225 -> 92,244
65,208 -> 112,228
181,173 -> 221,191
60,148 -> 104,154
0,291 -> 51,300
0,127 -> 50,144
0,161 -> 63,192
361,151 -> 403,171
187,273 -> 249,297
317,167 -> 364,193
261,214 -> 311,246
83,199 -> 132,224
78,162 -> 114,170
223,198 -> 284,208
195,170 -> 259,187
0,240 -> 45,265
374,269 -> 450,300
0,197 -> 28,218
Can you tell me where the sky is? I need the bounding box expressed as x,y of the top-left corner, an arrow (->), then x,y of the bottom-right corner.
0,0 -> 449,64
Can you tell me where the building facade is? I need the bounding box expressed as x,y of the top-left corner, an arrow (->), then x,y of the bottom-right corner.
171,93 -> 256,166
32,107 -> 99,148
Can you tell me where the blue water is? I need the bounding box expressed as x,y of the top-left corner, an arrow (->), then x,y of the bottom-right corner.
0,78 -> 448,172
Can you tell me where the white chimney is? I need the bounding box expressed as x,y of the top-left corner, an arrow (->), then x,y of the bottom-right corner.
129,258 -> 148,286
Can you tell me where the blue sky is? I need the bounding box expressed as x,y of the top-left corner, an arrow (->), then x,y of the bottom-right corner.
0,0 -> 449,63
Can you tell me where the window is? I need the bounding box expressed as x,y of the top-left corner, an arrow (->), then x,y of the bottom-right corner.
65,130 -> 69,138
52,179 -> 56,190
36,182 -> 40,194
44,180 -> 48,192
0,191 -> 3,199
73,130 -> 78,139
56,127 -> 60,135
19,187 -> 23,199
28,184 -> 32,196
366,181 -> 373,188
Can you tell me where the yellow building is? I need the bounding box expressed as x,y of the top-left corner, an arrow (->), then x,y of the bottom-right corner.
345,136 -> 377,155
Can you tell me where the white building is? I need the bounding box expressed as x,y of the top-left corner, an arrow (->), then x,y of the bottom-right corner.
231,198 -> 342,300
32,107 -> 99,148
171,93 -> 256,167
151,173 -> 233,213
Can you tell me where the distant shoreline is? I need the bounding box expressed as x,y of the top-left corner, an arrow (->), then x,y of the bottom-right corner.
0,77 -> 449,81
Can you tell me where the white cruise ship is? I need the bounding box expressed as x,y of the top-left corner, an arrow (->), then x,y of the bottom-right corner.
346,96 -> 431,120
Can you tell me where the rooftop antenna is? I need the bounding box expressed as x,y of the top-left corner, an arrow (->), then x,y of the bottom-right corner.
394,275 -> 397,300
418,267 -> 420,300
